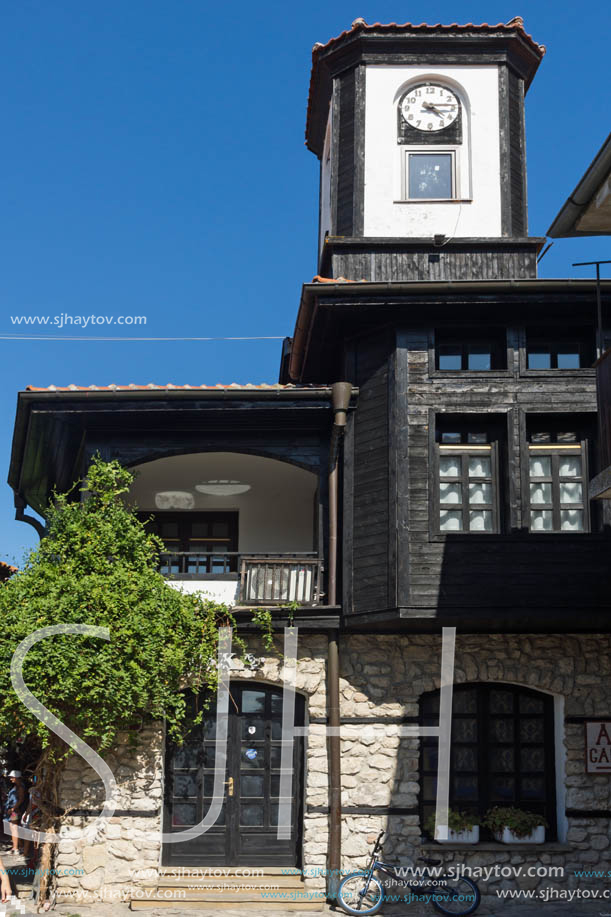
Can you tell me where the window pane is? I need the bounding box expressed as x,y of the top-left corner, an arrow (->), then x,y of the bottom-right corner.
530,482 -> 552,504
560,509 -> 584,531
490,776 -> 515,802
467,433 -> 488,444
529,456 -> 551,477
240,804 -> 264,827
557,431 -> 578,443
409,153 -> 452,199
531,432 -> 552,443
467,346 -> 492,371
489,690 -> 514,714
440,510 -> 463,531
469,455 -> 491,477
469,482 -> 492,504
559,456 -> 582,477
556,349 -> 580,369
440,482 -> 462,504
439,455 -> 461,477
530,510 -> 552,531
559,481 -> 583,504
490,747 -> 515,772
520,719 -> 545,743
469,510 -> 492,532
441,432 -> 461,444
521,776 -> 545,799
528,348 -> 551,370
439,346 -> 462,371
490,718 -> 514,742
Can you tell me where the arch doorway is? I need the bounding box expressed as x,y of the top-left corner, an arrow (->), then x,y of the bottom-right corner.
163,683 -> 305,867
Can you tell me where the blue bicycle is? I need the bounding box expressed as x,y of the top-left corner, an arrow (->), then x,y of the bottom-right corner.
337,831 -> 480,916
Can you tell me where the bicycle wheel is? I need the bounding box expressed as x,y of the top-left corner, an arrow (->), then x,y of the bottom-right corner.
431,875 -> 480,916
337,871 -> 384,916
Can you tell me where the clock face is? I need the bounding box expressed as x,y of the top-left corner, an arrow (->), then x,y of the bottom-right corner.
401,84 -> 460,133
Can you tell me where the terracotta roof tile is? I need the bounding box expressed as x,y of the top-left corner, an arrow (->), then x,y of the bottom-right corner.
24,383 -> 324,393
306,17 -> 545,150
0,561 -> 18,581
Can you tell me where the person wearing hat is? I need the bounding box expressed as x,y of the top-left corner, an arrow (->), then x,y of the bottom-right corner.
3,772 -> 25,856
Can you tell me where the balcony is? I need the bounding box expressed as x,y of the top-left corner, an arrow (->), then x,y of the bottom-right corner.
159,552 -> 323,605
128,451 -> 326,608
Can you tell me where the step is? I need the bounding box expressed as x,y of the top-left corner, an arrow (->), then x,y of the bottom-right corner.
138,875 -> 304,889
158,866 -> 302,876
130,893 -> 323,911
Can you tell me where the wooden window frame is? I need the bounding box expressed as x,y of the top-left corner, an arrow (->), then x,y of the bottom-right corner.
527,442 -> 589,534
434,442 -> 500,535
435,331 -> 507,373
402,148 -> 458,201
419,683 -> 557,842
140,511 -> 239,576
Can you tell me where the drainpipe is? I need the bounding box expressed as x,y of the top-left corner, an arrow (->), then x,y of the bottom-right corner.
327,382 -> 352,901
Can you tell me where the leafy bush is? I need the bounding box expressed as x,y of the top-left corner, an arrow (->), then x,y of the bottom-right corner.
483,807 -> 547,838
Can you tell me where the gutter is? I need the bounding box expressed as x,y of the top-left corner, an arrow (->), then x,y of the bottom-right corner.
547,132 -> 611,237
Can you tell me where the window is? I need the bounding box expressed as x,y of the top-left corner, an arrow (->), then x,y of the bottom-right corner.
435,427 -> 499,533
526,329 -> 594,369
527,431 -> 588,533
407,152 -> 454,199
436,329 -> 507,371
420,684 -> 557,840
142,512 -> 238,575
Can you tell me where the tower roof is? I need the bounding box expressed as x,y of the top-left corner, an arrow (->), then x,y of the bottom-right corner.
306,17 -> 546,155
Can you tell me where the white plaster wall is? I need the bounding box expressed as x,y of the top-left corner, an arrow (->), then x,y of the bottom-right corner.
363,65 -> 502,238
167,579 -> 239,605
319,112 -> 332,255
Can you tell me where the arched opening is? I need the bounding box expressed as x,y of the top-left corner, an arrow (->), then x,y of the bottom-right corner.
163,681 -> 306,867
129,452 -> 322,605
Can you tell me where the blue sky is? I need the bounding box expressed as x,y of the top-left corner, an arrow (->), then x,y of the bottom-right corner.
1,0 -> 610,564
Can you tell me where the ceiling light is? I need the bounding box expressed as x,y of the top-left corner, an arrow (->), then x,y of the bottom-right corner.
155,491 -> 195,509
195,480 -> 251,496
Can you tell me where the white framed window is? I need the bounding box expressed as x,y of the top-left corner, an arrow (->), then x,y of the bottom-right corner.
402,147 -> 459,201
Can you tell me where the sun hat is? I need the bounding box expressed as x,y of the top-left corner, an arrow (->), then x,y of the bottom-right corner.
7,770 -> 22,778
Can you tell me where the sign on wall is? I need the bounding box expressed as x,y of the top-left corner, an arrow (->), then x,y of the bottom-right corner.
585,721 -> 611,773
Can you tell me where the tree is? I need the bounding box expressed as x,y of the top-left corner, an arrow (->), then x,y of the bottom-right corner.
0,456 -> 257,901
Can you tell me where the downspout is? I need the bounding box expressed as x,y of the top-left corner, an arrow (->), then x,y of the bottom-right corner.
327,381 -> 352,901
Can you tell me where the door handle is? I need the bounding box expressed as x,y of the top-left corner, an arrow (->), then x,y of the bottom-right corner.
225,776 -> 234,796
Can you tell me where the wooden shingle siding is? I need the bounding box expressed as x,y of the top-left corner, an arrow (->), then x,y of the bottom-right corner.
336,69 -> 356,236
508,70 -> 527,236
328,248 -> 537,281
351,330 -> 391,613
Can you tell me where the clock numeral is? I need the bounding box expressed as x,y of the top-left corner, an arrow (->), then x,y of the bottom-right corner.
407,114 -> 413,121
416,120 -> 421,127
426,86 -> 435,94
414,89 -> 421,97
427,123 -> 433,130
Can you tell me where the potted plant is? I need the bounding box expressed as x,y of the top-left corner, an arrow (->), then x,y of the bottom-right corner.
483,807 -> 547,844
425,809 -> 479,844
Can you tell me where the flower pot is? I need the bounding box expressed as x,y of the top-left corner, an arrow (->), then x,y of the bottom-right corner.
436,826 -> 479,844
494,826 -> 545,844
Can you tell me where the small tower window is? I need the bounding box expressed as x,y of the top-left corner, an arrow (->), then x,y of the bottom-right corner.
408,152 -> 454,200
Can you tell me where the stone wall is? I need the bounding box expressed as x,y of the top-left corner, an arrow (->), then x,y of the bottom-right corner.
52,632 -> 611,906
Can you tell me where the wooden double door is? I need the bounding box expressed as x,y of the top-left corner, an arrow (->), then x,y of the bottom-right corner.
163,683 -> 305,867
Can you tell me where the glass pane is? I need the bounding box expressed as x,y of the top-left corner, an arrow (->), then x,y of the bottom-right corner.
174,745 -> 203,768
520,719 -> 545,743
422,776 -> 437,801
160,522 -> 179,537
559,456 -> 582,477
453,719 -> 477,742
270,747 -> 282,769
453,689 -> 477,714
530,510 -> 552,531
242,690 -> 266,715
441,432 -> 461,444
557,431 -> 578,443
240,804 -> 264,827
521,776 -> 545,799
240,775 -> 264,797
560,482 -> 583,504
409,153 -> 453,199
467,433 -> 488,444
439,455 -> 461,477
531,432 -> 551,444
453,746 -> 477,771
490,747 -> 515,772
467,346 -> 492,371
490,718 -> 514,743
242,718 -> 265,740
174,775 -> 198,797
468,456 -> 491,477
561,509 -> 584,531
440,482 -> 462,504
529,456 -> 551,477
528,348 -> 551,369
452,775 -> 478,800
520,747 -> 545,771
490,776 -> 515,802
519,694 -> 544,715
422,746 -> 438,771
203,718 -> 217,740
468,482 -> 492,504
489,690 -> 514,714
530,482 -> 552,504
469,510 -> 492,532
557,349 -> 580,369
203,774 -> 216,796
172,804 -> 197,826
191,523 -> 210,537
439,510 -> 463,531
202,801 -> 225,825
241,746 -> 264,769
270,694 -> 283,718
439,345 -> 462,371
212,522 -> 229,537
271,720 -> 284,740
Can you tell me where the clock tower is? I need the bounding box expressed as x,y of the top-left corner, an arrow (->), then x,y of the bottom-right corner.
307,18 -> 546,280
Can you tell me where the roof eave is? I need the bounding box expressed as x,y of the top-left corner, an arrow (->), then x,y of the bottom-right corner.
548,132 -> 611,237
